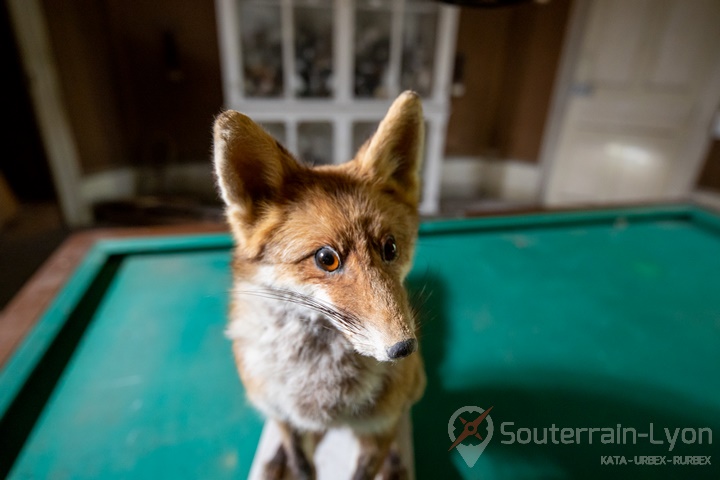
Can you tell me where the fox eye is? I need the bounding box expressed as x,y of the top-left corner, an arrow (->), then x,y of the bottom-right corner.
315,246 -> 341,272
381,235 -> 398,262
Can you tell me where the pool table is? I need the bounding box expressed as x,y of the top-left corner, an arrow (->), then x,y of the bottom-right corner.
1,205 -> 719,479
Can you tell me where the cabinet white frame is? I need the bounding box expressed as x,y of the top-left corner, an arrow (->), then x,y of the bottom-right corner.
215,0 -> 459,214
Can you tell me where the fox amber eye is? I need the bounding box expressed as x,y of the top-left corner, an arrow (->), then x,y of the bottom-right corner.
381,235 -> 398,262
315,246 -> 341,272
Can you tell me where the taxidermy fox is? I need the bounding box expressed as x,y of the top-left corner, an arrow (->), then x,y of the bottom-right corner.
213,91 -> 426,480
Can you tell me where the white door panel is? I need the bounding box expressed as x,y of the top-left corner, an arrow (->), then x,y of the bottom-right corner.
571,94 -> 693,131
647,0 -> 720,91
550,126 -> 678,203
581,0 -> 652,88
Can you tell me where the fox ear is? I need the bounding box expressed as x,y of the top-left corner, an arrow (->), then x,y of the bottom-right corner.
213,110 -> 299,224
356,91 -> 425,207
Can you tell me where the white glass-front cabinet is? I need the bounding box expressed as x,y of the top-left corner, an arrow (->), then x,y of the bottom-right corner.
215,0 -> 458,214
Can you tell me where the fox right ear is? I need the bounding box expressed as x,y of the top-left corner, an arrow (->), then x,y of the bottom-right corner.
354,91 -> 424,207
213,110 -> 299,225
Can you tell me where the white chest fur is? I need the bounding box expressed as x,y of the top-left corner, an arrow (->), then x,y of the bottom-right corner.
226,293 -> 388,432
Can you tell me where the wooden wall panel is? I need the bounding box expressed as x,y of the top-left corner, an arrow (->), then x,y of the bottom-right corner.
445,0 -> 571,163
41,0 -> 223,173
444,7 -> 512,157
496,0 -> 571,161
698,139 -> 720,192
104,0 -> 223,167
42,0 -> 127,172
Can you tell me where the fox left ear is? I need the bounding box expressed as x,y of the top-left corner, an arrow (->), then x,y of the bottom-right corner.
213,109 -> 301,247
355,91 -> 425,207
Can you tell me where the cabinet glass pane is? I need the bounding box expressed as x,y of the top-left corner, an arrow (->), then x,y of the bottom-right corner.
239,0 -> 283,97
299,122 -> 333,165
401,1 -> 438,97
352,121 -> 378,154
294,1 -> 334,98
261,122 -> 287,145
420,120 -> 430,199
354,1 -> 392,98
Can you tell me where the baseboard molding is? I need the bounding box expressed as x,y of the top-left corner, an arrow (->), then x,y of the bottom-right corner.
441,156 -> 541,202
81,167 -> 137,204
81,163 -> 219,206
691,189 -> 720,212
81,158 -> 543,213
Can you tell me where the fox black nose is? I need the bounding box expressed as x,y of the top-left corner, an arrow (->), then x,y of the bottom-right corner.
387,339 -> 417,359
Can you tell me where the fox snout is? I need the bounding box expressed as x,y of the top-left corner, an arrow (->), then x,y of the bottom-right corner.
352,313 -> 417,362
318,256 -> 420,362
371,303 -> 418,362
363,308 -> 418,362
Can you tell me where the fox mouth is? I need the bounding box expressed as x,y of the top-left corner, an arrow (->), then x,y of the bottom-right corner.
236,286 -> 415,362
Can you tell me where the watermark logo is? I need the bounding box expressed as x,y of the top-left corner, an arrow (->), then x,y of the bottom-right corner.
447,404 -> 712,470
448,406 -> 494,467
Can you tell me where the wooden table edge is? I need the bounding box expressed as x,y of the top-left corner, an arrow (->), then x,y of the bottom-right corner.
0,222 -> 228,370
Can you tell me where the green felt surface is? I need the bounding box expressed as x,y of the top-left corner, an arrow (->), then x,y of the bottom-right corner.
3,207 -> 720,479
7,250 -> 262,479
409,214 -> 720,479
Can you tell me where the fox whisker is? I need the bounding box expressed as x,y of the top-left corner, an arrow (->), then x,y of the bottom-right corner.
236,287 -> 370,340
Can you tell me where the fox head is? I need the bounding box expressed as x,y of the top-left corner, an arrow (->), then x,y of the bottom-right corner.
213,91 -> 424,362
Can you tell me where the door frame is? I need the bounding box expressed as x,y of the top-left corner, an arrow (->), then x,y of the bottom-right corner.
536,0 -> 591,204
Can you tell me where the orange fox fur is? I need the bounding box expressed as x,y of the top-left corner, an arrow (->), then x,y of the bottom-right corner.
213,91 -> 426,479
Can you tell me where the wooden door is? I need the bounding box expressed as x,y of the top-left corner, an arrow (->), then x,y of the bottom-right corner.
543,0 -> 720,205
